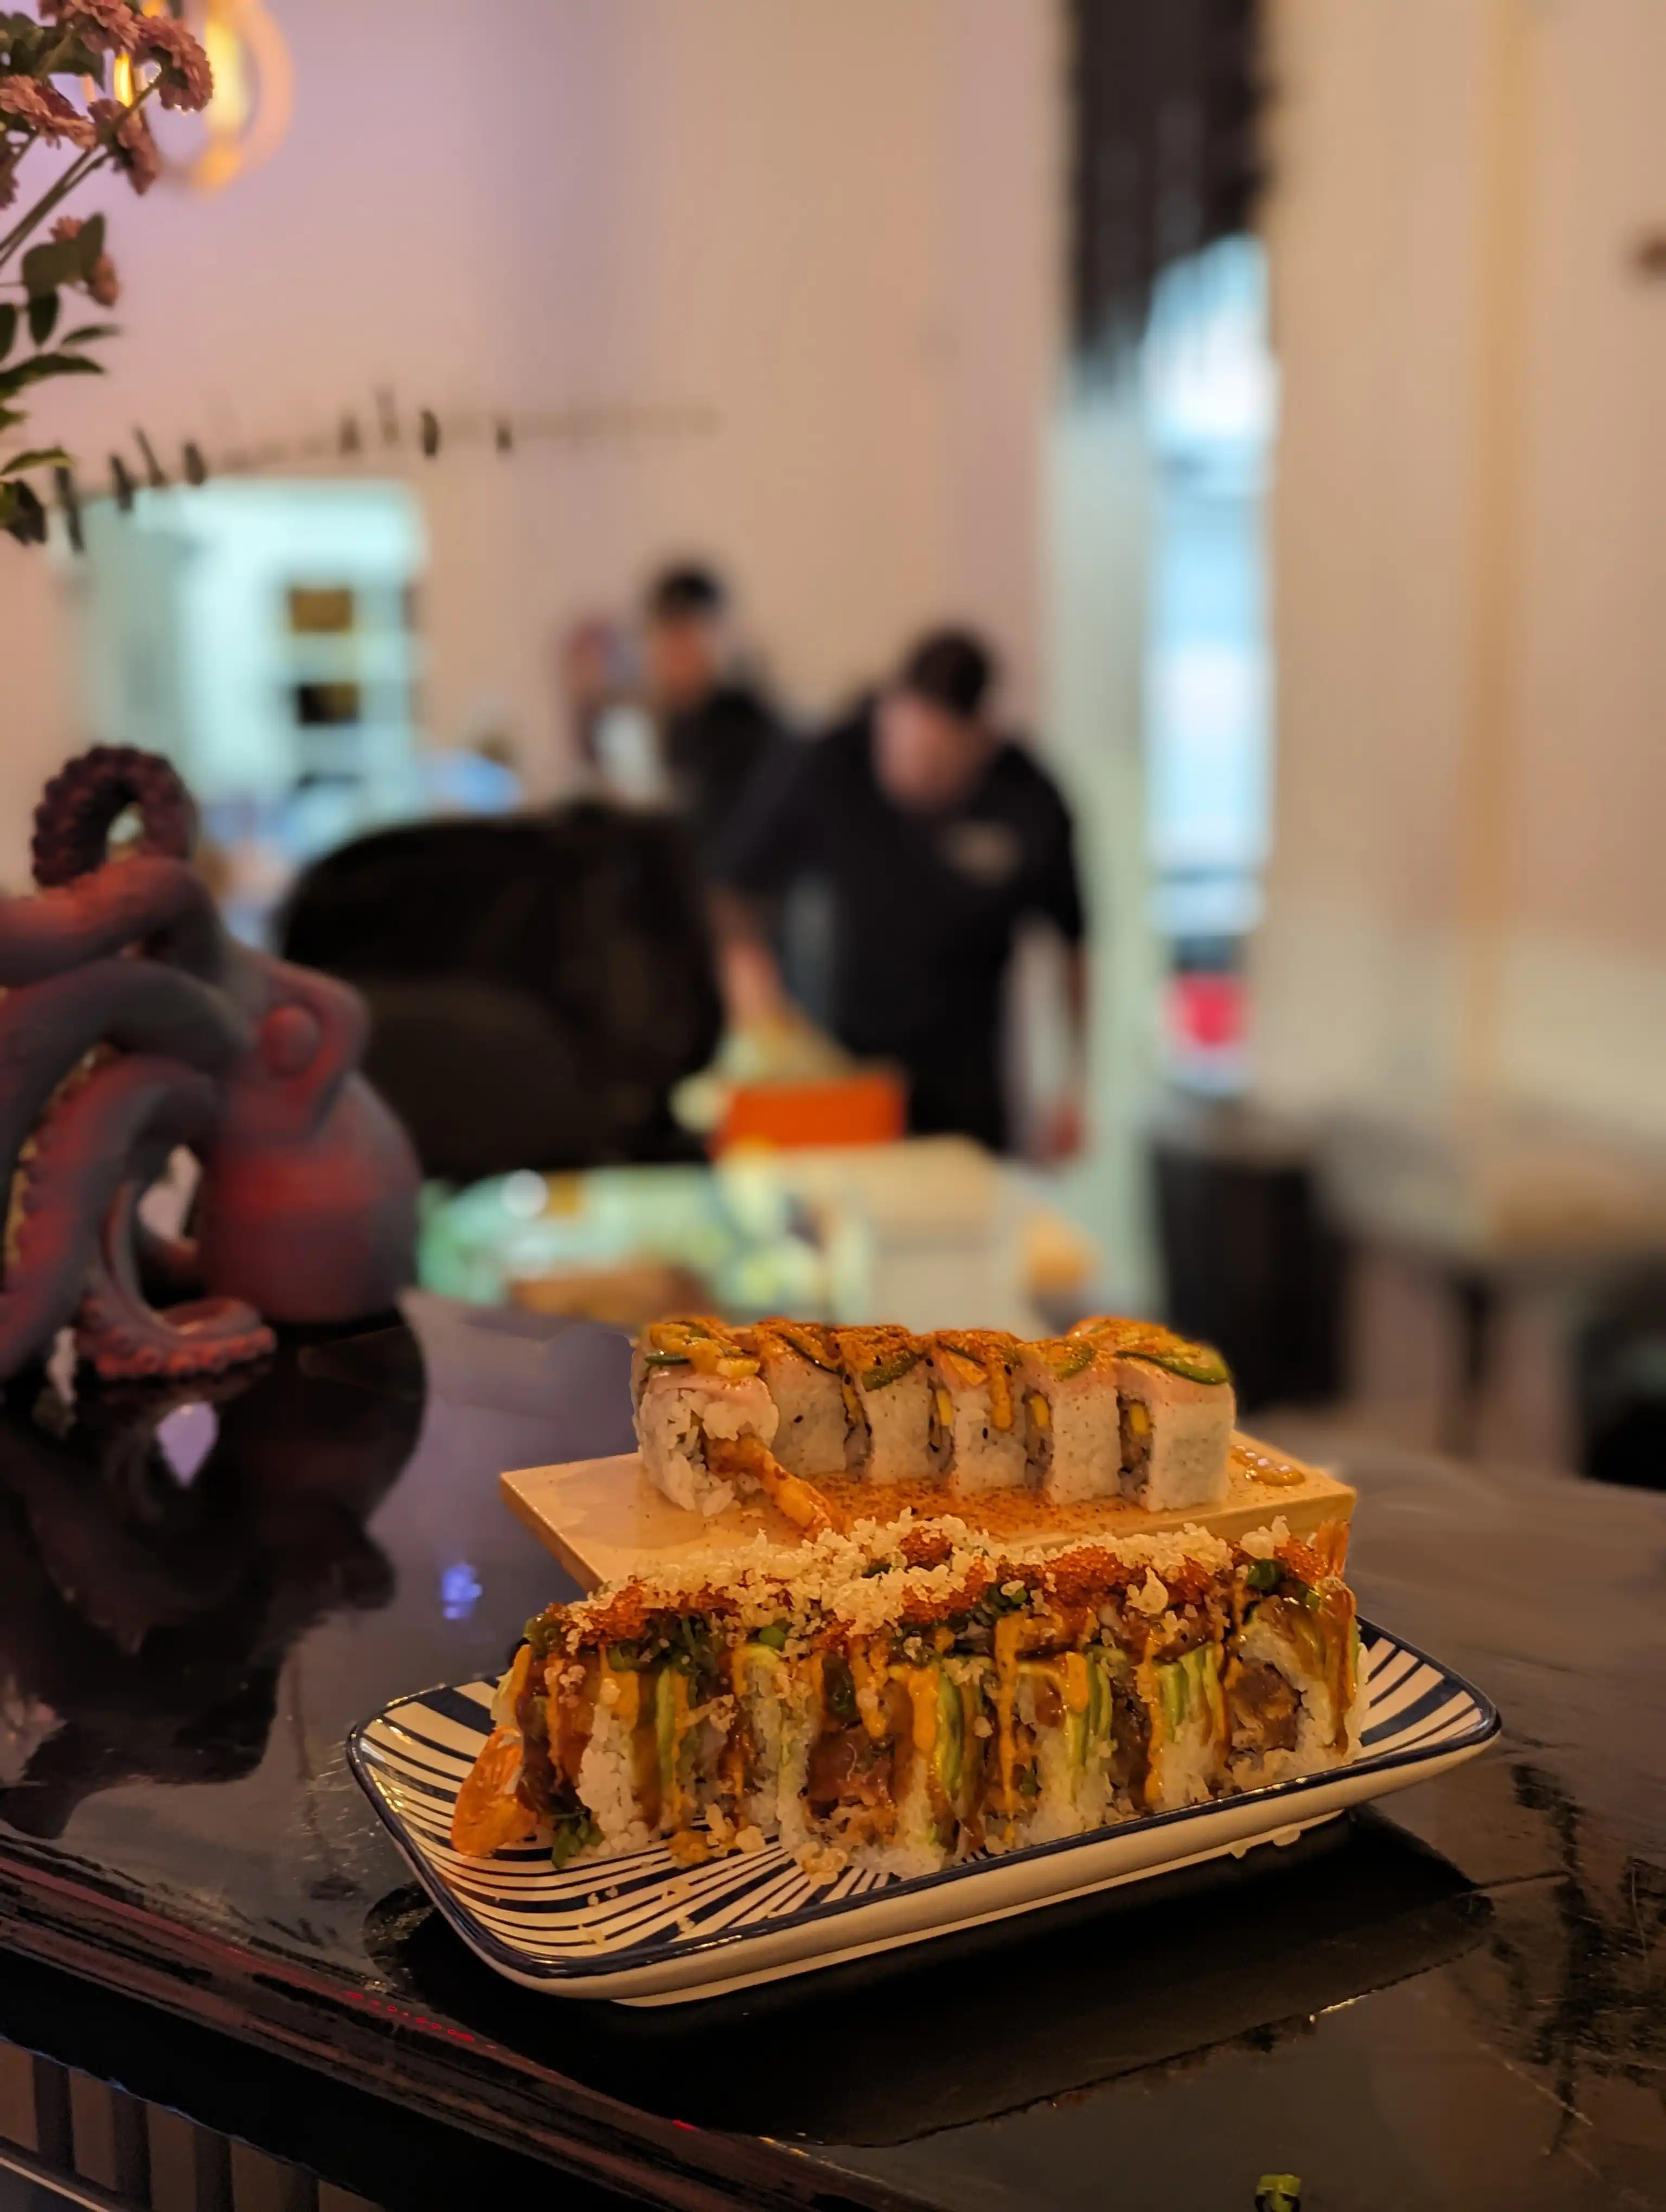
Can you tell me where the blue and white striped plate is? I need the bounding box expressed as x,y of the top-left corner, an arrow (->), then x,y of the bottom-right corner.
348,1623 -> 1498,2005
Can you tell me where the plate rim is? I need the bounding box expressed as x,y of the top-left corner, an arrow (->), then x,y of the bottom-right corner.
347,1617 -> 1500,1985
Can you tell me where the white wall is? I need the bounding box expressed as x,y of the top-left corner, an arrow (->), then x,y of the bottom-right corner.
0,0 -> 1061,885
1257,0 -> 1666,1144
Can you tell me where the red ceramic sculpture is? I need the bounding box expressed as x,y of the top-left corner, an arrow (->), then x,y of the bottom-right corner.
0,746 -> 421,1381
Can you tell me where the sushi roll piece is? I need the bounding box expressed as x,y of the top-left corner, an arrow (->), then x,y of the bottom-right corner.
744,1319 -> 851,1478
783,1646 -> 919,1868
1004,1645 -> 1151,1841
1225,1536 -> 1364,1788
928,1331 -> 1029,1497
833,1325 -> 932,1486
1140,1640 -> 1229,1810
1071,1317 -> 1235,1512
632,1316 -> 779,1516
882,1656 -> 989,1874
727,1631 -> 810,1837
566,1610 -> 742,1859
1017,1335 -> 1123,1504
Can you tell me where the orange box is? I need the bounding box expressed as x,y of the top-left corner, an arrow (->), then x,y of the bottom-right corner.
714,1071 -> 907,1153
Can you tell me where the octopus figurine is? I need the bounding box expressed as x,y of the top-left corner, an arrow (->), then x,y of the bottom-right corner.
0,745 -> 421,1381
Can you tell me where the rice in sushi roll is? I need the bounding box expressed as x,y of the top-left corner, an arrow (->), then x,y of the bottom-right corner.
832,1324 -> 932,1486
742,1319 -> 850,1477
1071,1317 -> 1235,1512
1224,1528 -> 1364,1787
632,1316 -> 779,1516
928,1330 -> 1029,1497
1017,1335 -> 1123,1504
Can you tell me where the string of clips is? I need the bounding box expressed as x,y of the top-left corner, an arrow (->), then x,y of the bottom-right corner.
47,389 -> 721,550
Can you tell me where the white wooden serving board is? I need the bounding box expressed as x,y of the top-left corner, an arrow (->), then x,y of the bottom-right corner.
500,1433 -> 1356,1593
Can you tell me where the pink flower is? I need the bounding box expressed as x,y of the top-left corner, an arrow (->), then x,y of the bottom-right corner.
52,214 -> 120,307
88,95 -> 158,194
40,0 -> 139,54
135,17 -> 212,112
0,75 -> 96,147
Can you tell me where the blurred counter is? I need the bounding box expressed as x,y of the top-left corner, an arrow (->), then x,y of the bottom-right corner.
418,1136 -> 1099,1338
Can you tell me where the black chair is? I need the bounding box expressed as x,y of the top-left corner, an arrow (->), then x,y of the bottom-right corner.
1575,1270 -> 1666,1490
278,803 -> 723,1181
1151,1104 -> 1346,1415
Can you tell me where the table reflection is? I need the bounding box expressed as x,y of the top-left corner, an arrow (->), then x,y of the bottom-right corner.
0,1332 -> 423,1840
366,1806 -> 1484,2148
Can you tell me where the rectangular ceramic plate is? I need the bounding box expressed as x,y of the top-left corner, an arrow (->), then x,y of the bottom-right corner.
347,1624 -> 1498,2006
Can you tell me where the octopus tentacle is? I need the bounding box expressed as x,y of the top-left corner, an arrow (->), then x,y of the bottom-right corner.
0,858 -> 227,988
0,1055 -> 233,1378
0,960 -> 248,1199
32,746 -> 196,887
75,1178 -> 273,1382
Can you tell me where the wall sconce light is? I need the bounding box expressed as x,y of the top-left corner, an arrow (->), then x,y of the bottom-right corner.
111,0 -> 294,197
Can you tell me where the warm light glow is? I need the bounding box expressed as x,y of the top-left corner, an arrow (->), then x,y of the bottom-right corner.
203,15 -> 252,138
92,0 -> 293,197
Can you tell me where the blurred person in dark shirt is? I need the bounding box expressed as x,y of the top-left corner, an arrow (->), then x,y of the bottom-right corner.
643,564 -> 786,869
715,629 -> 1087,1159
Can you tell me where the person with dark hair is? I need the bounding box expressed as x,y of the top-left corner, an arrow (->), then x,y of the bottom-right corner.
640,562 -> 785,868
715,627 -> 1088,1158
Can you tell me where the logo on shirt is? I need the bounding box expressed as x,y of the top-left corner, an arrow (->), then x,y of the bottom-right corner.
939,819 -> 1023,888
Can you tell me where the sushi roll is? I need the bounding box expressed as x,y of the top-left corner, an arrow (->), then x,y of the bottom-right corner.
928,1332 -> 1029,1497
1071,1317 -> 1235,1512
833,1325 -> 932,1486
452,1512 -> 1364,1879
1225,1534 -> 1364,1787
632,1316 -> 779,1516
1017,1335 -> 1123,1504
743,1319 -> 851,1477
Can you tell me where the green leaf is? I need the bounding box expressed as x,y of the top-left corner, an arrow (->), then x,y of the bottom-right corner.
56,36 -> 107,82
27,291 -> 58,348
78,213 -> 106,267
0,304 -> 15,365
0,479 -> 47,545
21,240 -> 82,300
0,20 -> 44,72
1,447 -> 69,477
59,323 -> 119,348
0,352 -> 106,400
0,409 -> 26,434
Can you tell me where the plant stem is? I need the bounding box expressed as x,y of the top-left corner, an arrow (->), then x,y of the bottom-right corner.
0,143 -> 106,268
0,68 -> 161,273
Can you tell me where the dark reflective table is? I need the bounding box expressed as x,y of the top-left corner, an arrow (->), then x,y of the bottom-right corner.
1,1295 -> 1663,2211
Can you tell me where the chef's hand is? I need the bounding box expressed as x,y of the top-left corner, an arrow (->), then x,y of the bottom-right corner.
1032,1093 -> 1087,1166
